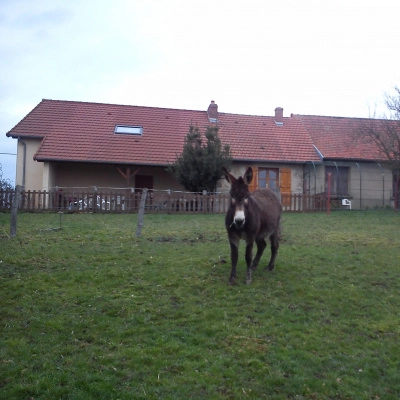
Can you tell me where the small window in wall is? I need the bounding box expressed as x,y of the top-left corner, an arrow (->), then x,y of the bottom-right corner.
114,125 -> 143,135
325,166 -> 349,196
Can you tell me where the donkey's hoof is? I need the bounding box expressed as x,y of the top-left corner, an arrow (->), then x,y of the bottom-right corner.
246,279 -> 252,285
266,264 -> 275,271
228,280 -> 236,286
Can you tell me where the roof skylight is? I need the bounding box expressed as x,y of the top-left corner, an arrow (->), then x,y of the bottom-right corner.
114,125 -> 143,135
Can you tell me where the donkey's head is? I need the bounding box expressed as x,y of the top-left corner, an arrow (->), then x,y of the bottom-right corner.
222,167 -> 253,229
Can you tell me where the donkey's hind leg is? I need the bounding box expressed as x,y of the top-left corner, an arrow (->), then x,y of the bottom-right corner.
266,233 -> 279,271
251,238 -> 267,271
228,240 -> 239,284
245,241 -> 255,284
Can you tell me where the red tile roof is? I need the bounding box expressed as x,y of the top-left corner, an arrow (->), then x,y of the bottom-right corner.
294,114 -> 392,161
7,100 -> 206,166
6,99 -> 320,165
6,99 -> 391,165
215,112 -> 318,163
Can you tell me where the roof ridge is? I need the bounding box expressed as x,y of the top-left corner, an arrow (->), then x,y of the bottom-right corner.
293,113 -> 391,122
41,99 -> 290,119
41,98 -> 207,114
218,111 -> 281,118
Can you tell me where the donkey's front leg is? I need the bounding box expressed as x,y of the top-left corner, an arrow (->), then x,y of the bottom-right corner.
267,233 -> 279,271
245,241 -> 254,284
228,240 -> 239,284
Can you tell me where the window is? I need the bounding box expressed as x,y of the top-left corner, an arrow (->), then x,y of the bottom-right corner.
114,125 -> 143,135
325,166 -> 349,196
258,168 -> 279,190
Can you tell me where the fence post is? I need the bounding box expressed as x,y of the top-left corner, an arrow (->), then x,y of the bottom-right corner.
136,188 -> 148,237
10,185 -> 22,238
93,186 -> 98,212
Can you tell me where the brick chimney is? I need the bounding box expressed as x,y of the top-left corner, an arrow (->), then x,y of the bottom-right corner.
207,100 -> 218,123
274,107 -> 283,126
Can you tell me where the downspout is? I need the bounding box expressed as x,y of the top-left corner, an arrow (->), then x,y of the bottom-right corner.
333,161 -> 339,195
18,137 -> 26,188
377,163 -> 385,208
355,163 -> 361,209
305,161 -> 317,195
310,161 -> 317,195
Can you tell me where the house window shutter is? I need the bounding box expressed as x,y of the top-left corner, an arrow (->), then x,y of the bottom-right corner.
249,166 -> 258,192
280,168 -> 291,206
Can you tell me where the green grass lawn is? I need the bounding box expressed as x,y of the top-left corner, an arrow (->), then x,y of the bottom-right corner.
1,211 -> 399,399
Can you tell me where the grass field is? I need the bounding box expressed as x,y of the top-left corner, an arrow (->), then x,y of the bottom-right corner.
1,211 -> 400,399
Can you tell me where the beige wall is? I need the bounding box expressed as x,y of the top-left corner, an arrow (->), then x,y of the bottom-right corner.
348,163 -> 392,209
222,162 -> 394,209
218,163 -> 304,193
16,138 -> 43,190
305,162 -> 393,209
42,162 -> 57,191
285,164 -> 303,193
50,162 -> 184,191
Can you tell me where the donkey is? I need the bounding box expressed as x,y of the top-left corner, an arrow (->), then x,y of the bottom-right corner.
222,167 -> 282,284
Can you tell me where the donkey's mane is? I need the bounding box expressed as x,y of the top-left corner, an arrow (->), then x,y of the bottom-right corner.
230,177 -> 249,200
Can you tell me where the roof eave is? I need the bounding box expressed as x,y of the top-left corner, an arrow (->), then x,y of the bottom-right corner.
33,157 -> 170,167
232,158 -> 319,165
321,157 -> 384,163
6,132 -> 45,139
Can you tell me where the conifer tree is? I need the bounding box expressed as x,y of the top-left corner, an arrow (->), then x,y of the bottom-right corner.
168,125 -> 232,193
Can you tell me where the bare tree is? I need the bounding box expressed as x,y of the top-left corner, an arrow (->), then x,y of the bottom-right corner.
0,163 -> 13,191
359,87 -> 400,208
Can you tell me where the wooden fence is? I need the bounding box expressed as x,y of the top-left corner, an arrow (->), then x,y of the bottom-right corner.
1,188 -> 328,213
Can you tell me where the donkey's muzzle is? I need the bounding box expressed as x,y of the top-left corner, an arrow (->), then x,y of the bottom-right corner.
233,211 -> 245,229
234,219 -> 245,229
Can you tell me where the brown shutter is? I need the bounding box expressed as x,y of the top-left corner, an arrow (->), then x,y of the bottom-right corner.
280,168 -> 291,206
248,166 -> 258,192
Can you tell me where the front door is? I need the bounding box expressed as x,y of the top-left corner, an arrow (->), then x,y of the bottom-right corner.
135,175 -> 153,190
135,175 -> 154,208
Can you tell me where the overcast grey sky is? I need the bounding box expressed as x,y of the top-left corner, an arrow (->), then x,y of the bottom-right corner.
1,0 -> 399,184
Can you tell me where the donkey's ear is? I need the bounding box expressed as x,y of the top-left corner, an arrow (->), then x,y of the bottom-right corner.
222,167 -> 236,185
243,167 -> 253,185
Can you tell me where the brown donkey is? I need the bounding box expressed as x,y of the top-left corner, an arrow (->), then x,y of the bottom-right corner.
222,167 -> 282,284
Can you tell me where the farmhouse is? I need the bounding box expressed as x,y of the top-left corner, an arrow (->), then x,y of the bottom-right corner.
5,99 -> 398,209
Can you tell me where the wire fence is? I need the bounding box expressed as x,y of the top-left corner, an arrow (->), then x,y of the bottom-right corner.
1,186 -> 397,214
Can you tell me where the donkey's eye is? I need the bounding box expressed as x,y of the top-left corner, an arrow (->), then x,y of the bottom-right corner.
231,198 -> 236,205
244,197 -> 249,205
